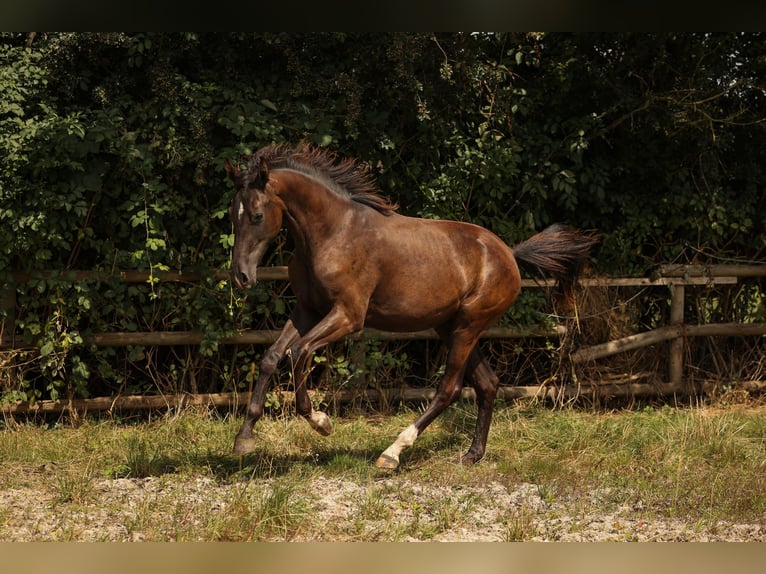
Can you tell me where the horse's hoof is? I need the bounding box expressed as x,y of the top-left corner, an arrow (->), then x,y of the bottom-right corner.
233,436 -> 257,456
309,411 -> 333,436
375,453 -> 399,470
460,452 -> 483,465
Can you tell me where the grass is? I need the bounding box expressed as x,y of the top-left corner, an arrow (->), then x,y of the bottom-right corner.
2,401 -> 766,540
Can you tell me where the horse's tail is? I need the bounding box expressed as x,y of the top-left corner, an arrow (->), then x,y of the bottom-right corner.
512,224 -> 599,309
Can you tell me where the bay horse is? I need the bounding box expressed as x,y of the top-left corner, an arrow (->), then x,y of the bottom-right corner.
225,143 -> 597,469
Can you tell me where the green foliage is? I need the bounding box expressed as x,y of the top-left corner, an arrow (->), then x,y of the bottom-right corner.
1,33 -> 764,402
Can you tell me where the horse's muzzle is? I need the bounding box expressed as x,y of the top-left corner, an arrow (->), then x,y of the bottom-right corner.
231,268 -> 252,289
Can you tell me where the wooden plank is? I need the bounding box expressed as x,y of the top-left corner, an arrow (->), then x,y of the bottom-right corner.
79,324 -> 564,348
1,279 -> 15,348
570,325 -> 684,363
11,267 -> 288,284
578,276 -> 737,286
1,379 -> 721,415
571,322 -> 766,363
684,322 -> 766,337
349,325 -> 566,341
10,267 -> 739,287
669,284 -> 685,385
656,264 -> 766,278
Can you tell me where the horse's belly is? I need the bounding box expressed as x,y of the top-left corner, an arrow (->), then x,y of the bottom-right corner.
363,292 -> 461,332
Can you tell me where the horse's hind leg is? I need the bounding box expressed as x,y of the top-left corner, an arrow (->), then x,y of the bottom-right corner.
376,327 -> 477,470
233,319 -> 300,455
462,348 -> 500,465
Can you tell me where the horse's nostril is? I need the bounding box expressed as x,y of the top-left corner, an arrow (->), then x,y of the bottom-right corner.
232,270 -> 250,288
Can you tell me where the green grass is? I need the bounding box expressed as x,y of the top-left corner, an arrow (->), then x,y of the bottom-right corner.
2,402 -> 766,540
492,404 -> 766,521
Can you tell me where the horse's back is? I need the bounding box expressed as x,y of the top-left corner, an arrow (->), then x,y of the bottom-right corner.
361,214 -> 521,332
379,214 -> 518,279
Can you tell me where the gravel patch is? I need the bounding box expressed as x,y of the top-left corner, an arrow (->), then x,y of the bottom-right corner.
2,473 -> 764,541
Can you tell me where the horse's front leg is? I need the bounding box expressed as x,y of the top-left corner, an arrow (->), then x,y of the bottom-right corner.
233,318 -> 300,455
289,304 -> 364,436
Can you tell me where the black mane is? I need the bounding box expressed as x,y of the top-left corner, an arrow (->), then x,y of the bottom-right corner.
247,143 -> 398,215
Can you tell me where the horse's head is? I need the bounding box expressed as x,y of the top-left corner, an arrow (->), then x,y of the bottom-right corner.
225,156 -> 284,289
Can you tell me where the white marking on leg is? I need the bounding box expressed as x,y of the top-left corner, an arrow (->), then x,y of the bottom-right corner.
380,424 -> 419,464
237,201 -> 245,221
307,410 -> 333,435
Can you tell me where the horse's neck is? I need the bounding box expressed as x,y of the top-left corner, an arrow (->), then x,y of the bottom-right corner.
276,170 -> 351,254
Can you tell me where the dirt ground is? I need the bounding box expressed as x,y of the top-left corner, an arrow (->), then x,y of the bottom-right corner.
3,471 -> 765,541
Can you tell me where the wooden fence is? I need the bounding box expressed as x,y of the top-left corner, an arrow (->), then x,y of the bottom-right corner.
2,264 -> 765,414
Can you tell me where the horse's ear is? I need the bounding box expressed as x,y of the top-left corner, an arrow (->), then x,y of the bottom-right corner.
224,158 -> 239,181
256,156 -> 269,186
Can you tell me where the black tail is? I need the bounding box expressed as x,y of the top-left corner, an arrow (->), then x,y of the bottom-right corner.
512,224 -> 599,308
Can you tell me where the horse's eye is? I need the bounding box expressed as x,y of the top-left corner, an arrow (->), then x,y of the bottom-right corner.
250,211 -> 264,226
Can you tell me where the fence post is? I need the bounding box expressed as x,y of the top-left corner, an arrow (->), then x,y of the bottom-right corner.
1,278 -> 16,348
350,340 -> 367,387
669,283 -> 685,386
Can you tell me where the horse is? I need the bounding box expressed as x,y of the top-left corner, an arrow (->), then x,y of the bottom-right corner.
225,143 -> 597,470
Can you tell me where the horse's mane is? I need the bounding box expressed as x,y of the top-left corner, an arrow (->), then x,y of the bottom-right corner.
247,143 -> 398,215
